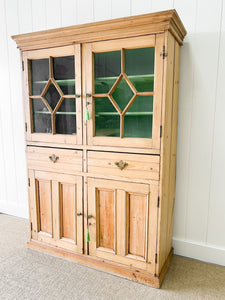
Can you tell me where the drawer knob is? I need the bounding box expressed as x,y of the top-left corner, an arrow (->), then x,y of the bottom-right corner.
77,212 -> 82,216
49,154 -> 59,163
115,160 -> 128,170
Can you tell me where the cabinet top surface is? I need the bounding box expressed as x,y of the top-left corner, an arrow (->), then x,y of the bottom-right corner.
12,9 -> 186,51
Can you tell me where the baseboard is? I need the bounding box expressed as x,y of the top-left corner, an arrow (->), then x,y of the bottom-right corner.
0,203 -> 28,219
173,238 -> 225,266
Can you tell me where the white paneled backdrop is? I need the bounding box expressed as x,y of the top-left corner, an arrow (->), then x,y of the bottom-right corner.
0,0 -> 225,266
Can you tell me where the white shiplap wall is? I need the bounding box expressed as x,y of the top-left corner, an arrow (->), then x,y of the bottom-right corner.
0,0 -> 225,266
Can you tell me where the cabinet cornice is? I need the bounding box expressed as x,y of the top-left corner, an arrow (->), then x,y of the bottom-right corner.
12,9 -> 186,51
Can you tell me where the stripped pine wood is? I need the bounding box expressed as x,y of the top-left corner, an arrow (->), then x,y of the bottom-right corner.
13,10 -> 186,288
26,147 -> 82,174
128,193 -> 146,258
98,189 -> 115,250
157,32 -> 175,275
37,179 -> 52,235
88,151 -> 160,181
12,10 -> 186,50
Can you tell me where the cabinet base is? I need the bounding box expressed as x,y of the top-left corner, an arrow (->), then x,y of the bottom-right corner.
27,240 -> 173,288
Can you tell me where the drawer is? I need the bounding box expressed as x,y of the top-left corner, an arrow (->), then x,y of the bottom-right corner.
26,147 -> 82,174
87,151 -> 160,181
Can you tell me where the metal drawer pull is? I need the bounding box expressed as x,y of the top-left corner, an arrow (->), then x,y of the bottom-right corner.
77,212 -> 82,216
49,154 -> 59,163
115,160 -> 128,170
75,94 -> 81,98
86,93 -> 92,98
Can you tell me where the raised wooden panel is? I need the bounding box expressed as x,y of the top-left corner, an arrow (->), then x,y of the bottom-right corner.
27,147 -> 82,174
60,183 -> 75,240
37,179 -> 52,234
88,178 -> 157,273
128,193 -> 146,258
97,189 -> 114,250
88,151 -> 160,180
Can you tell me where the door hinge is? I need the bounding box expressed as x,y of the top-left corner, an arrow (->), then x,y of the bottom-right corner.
155,253 -> 158,264
25,122 -> 27,132
28,178 -> 30,187
22,60 -> 24,71
157,196 -> 160,208
30,222 -> 33,231
162,46 -> 167,59
160,125 -> 162,137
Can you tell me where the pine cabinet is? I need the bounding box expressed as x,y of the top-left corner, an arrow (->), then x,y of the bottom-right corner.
12,10 -> 186,288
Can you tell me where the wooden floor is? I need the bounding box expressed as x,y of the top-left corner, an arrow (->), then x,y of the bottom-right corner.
1,213 -> 225,299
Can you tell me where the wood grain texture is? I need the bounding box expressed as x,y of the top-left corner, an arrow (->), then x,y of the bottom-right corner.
26,147 -> 82,174
157,31 -> 175,275
38,179 -> 52,234
98,189 -> 114,250
128,193 -> 146,258
28,240 -> 173,288
88,151 -> 160,181
61,183 -> 75,240
12,10 -> 186,50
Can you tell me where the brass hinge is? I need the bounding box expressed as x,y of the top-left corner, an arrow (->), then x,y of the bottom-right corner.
30,222 -> 33,231
162,46 -> 167,59
155,253 -> 158,264
160,125 -> 162,137
157,196 -> 160,208
25,123 -> 27,132
28,178 -> 30,187
22,61 -> 24,71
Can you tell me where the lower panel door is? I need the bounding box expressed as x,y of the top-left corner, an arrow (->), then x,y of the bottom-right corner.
28,170 -> 83,254
87,178 -> 158,273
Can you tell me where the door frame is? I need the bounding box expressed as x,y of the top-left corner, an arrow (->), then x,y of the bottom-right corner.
87,177 -> 158,273
28,170 -> 83,254
23,44 -> 82,145
83,34 -> 164,149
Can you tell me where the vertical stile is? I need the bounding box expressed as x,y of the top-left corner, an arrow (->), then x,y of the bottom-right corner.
121,48 -> 125,74
145,192 -> 150,262
49,56 -> 53,79
74,183 -> 77,245
114,189 -> 117,254
125,192 -> 129,256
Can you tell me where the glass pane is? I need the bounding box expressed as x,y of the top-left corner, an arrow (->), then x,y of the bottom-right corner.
95,97 -> 120,137
94,51 -> 121,94
30,59 -> 49,95
112,77 -> 134,112
55,98 -> 76,135
32,98 -> 52,133
125,47 -> 155,92
53,56 -> 75,95
45,83 -> 61,110
124,96 -> 153,138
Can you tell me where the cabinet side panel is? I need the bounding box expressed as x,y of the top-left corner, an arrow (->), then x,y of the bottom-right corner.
157,32 -> 175,274
166,41 -> 180,257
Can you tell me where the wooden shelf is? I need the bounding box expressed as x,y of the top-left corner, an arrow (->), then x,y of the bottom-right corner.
96,112 -> 153,116
35,79 -> 75,86
35,111 -> 76,115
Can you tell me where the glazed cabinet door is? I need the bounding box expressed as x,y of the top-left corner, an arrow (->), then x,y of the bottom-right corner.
28,170 -> 83,253
87,178 -> 158,273
84,34 -> 164,150
23,45 -> 82,145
